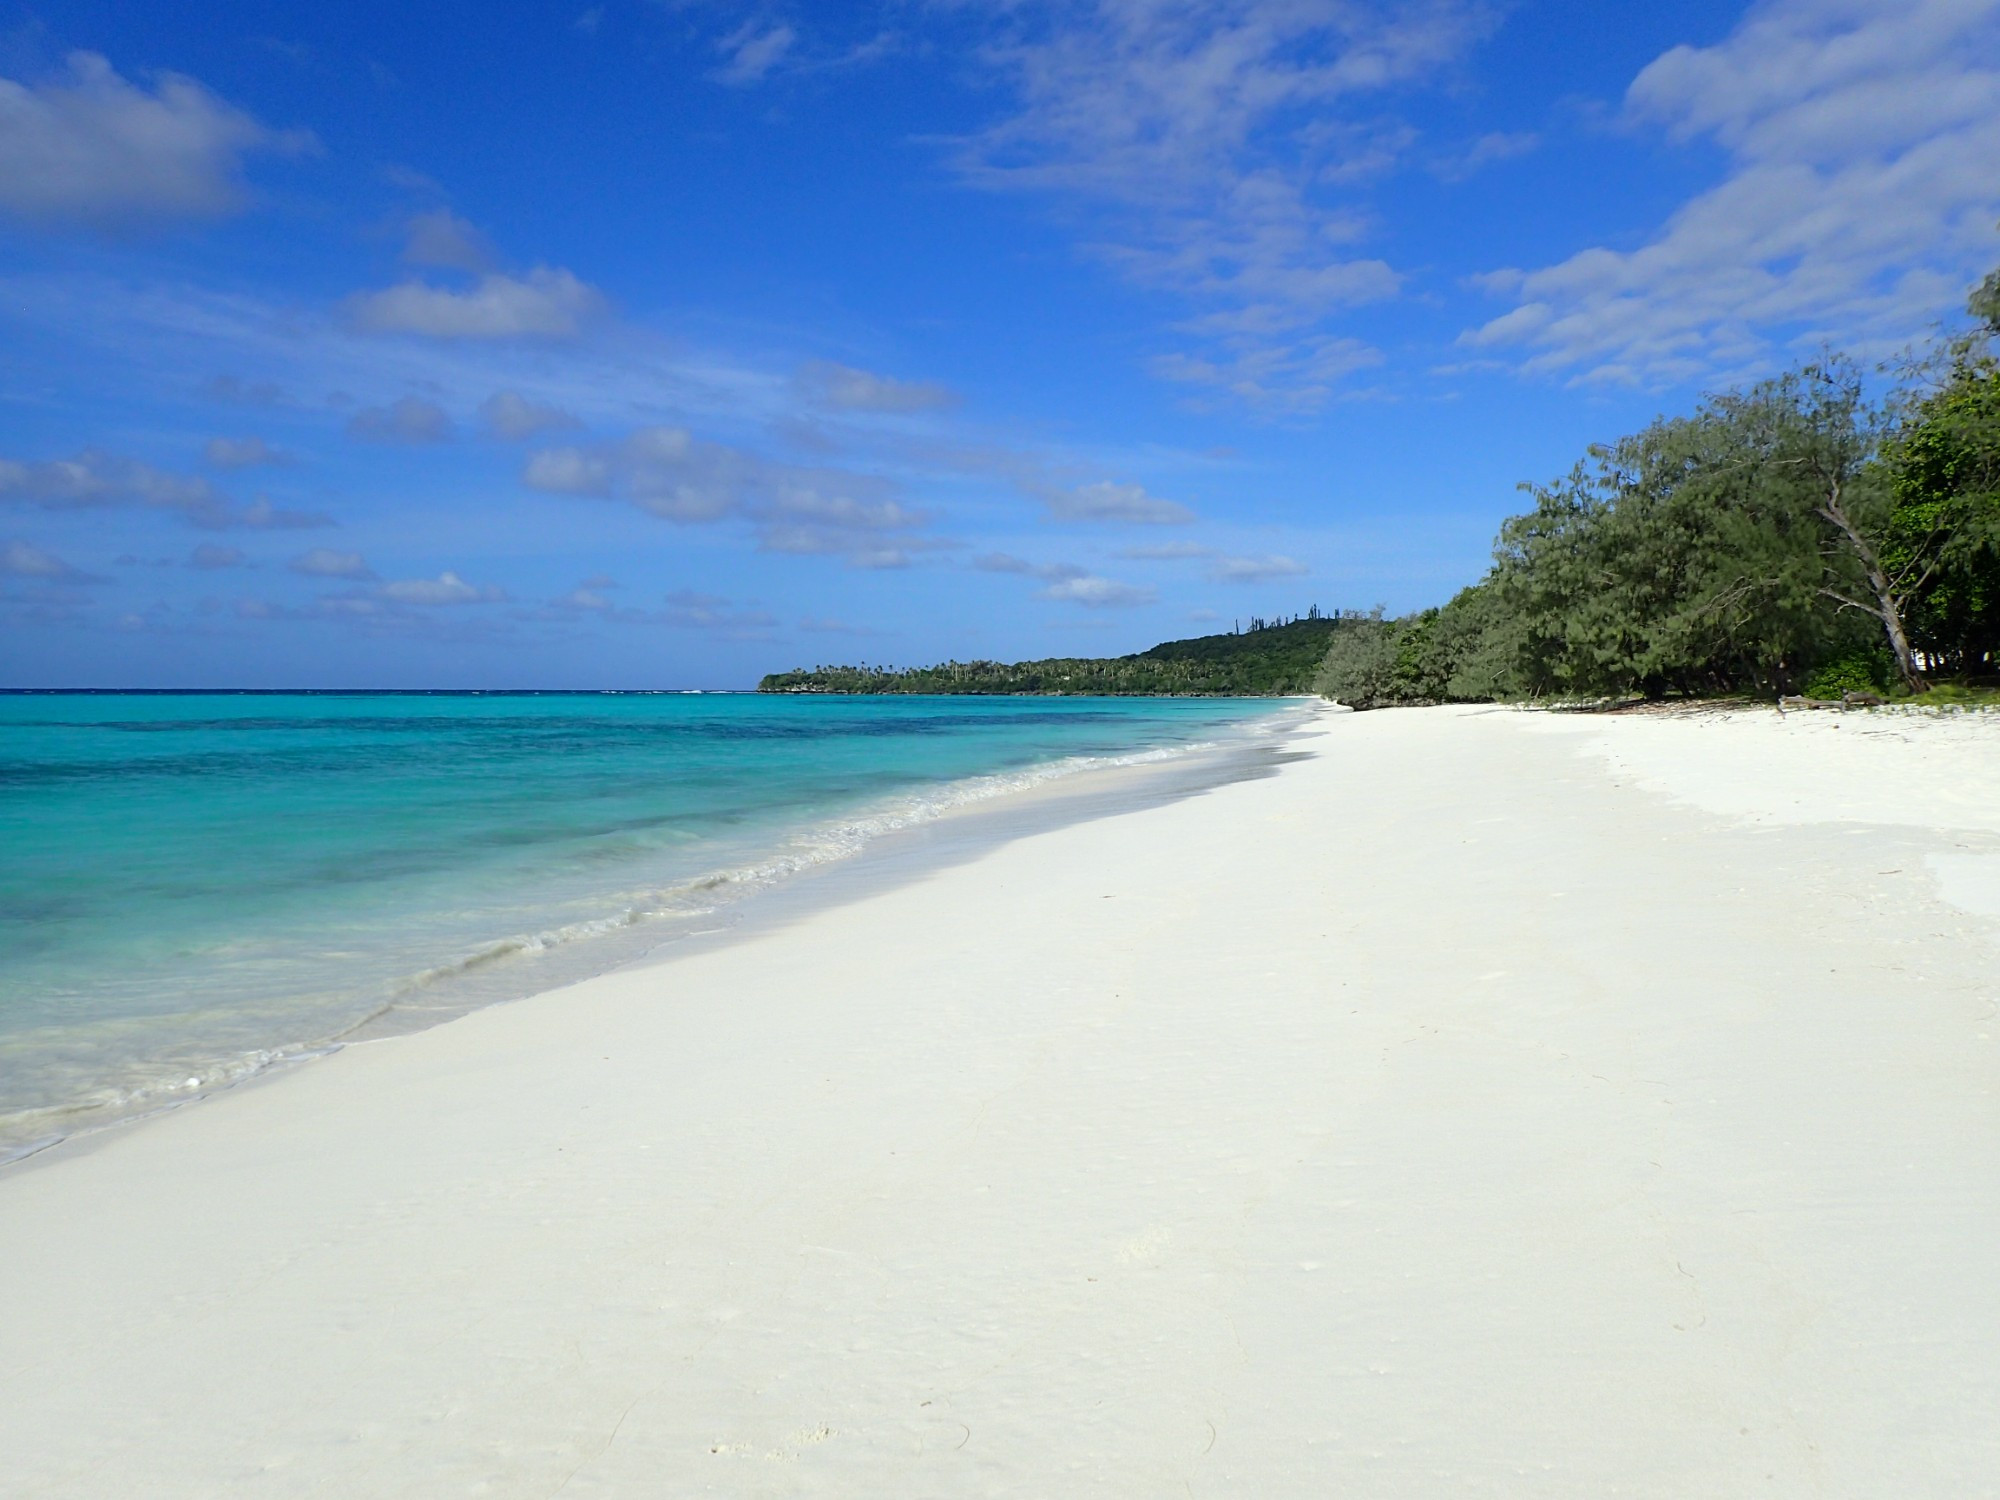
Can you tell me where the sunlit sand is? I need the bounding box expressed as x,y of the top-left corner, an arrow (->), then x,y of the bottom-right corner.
3,704 -> 1995,1496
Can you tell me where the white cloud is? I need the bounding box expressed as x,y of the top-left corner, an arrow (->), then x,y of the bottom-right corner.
479,389 -> 583,440
290,547 -> 373,579
1208,552 -> 1308,582
756,528 -> 917,569
1047,480 -> 1196,525
523,424 -> 934,563
798,360 -> 956,413
523,446 -> 613,496
1040,574 -> 1156,607
3,538 -> 102,582
715,22 -> 798,84
764,488 -> 926,531
346,267 -> 604,341
958,2 -> 1490,403
971,550 -> 1153,605
0,448 -> 328,528
402,209 -> 494,272
1464,0 -> 2000,385
2,449 -> 218,516
973,551 -> 1081,578
347,395 -> 453,444
0,52 -> 308,228
239,572 -> 511,633
203,435 -> 289,469
376,570 -> 504,605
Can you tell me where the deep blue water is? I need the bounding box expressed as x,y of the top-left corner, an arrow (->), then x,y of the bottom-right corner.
0,691 -> 1289,1153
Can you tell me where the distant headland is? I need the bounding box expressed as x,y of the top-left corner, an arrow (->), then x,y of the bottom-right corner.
757,611 -> 1345,695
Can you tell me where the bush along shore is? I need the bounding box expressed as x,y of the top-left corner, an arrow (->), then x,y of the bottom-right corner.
763,267 -> 1998,710
1314,268 -> 2000,709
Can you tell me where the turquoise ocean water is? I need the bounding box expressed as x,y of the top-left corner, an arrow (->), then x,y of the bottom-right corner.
0,691 -> 1291,1156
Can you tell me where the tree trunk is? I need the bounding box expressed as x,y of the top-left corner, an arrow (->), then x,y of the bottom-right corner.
1818,485 -> 1925,691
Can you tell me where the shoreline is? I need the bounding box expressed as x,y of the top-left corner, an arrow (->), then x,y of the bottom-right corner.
3,703 -> 1995,1495
1,702 -> 1314,1171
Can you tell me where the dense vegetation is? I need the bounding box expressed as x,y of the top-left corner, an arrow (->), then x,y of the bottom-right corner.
1316,271 -> 2000,708
759,614 -> 1341,695
763,271 -> 1999,709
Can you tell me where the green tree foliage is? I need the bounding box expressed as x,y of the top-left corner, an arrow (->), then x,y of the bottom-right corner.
1970,267 -> 2000,334
763,270 -> 2000,708
1321,329 -> 2000,705
1467,374 -> 1864,697
759,615 -> 1341,695
1884,359 -> 2000,676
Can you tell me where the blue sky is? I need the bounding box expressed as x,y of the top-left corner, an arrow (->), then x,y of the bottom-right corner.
3,0 -> 1996,687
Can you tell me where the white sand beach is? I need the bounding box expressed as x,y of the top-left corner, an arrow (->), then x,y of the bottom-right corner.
3,703 -> 1997,1498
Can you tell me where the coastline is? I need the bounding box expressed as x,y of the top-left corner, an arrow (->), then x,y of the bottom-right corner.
0,701 -> 1312,1167
3,703 -> 1996,1495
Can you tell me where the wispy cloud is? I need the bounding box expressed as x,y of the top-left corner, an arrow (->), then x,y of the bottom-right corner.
972,549 -> 1155,606
3,537 -> 105,582
797,360 -> 957,413
289,547 -> 374,579
1463,0 -> 2000,386
186,543 -> 246,570
401,208 -> 495,272
662,588 -> 778,634
524,424 -> 936,566
1045,479 -> 1195,525
1208,551 -> 1307,582
799,615 -> 886,636
955,1 -> 1494,406
542,581 -> 780,636
1111,538 -> 1308,581
1151,333 -> 1383,411
0,449 -> 331,529
714,22 -> 798,85
1113,539 -> 1213,560
1432,128 -> 1539,181
203,435 -> 290,469
346,395 -> 453,443
479,389 -> 583,440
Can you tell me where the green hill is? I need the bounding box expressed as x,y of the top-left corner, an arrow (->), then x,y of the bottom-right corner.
757,614 -> 1342,696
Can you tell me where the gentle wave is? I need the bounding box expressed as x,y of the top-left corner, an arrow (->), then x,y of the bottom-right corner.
345,738 -> 1231,1020
0,715 -> 1294,1163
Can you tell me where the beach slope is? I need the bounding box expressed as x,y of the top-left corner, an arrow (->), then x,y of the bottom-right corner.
3,704 -> 1996,1497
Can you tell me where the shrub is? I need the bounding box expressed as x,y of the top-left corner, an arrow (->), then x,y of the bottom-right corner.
1800,647 -> 1893,699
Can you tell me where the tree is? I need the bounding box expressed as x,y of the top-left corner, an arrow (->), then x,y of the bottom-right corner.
1969,265 -> 2000,334
1483,396 -> 1844,699
1886,356 -> 2000,676
1719,361 -> 1930,690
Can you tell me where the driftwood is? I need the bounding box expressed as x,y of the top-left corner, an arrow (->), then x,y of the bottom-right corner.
1777,690 -> 1886,713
